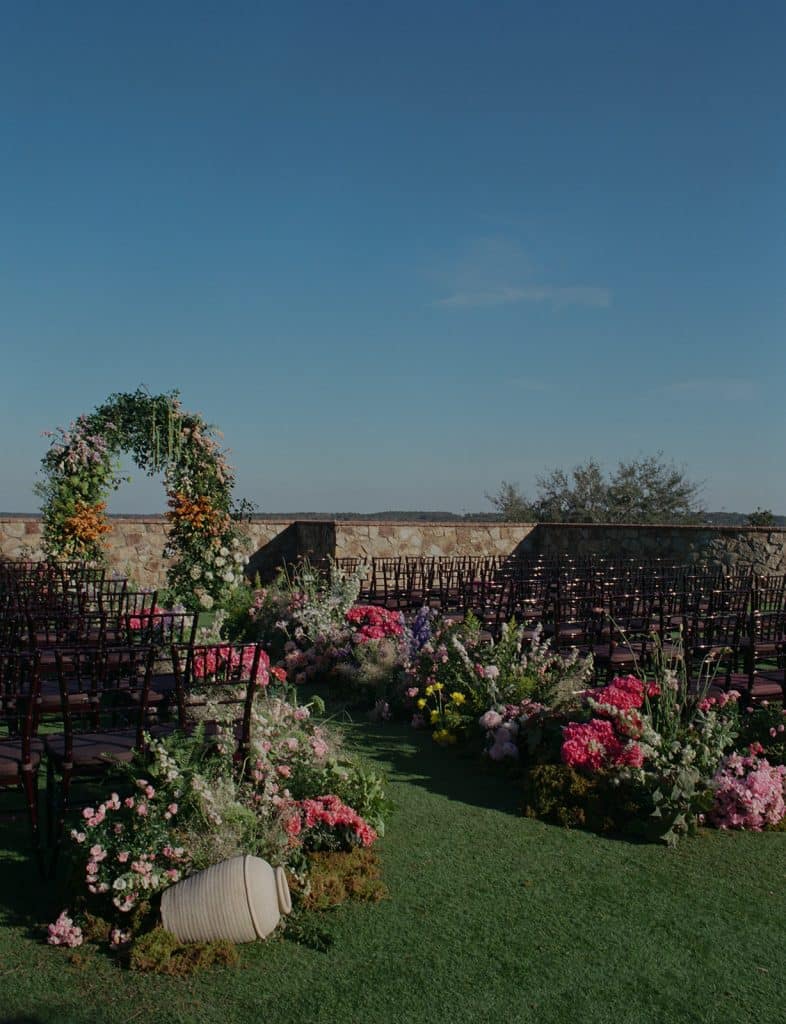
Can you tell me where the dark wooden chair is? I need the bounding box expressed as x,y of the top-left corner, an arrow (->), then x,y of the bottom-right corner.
0,650 -> 44,870
45,644 -> 155,862
170,642 -> 265,765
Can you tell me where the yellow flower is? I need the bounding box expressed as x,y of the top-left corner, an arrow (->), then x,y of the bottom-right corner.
434,729 -> 457,746
433,682 -> 444,692
425,685 -> 434,696
450,692 -> 466,705
430,709 -> 440,724
416,698 -> 427,709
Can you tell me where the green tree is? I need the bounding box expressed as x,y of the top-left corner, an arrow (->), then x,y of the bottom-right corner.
488,453 -> 704,524
747,507 -> 775,526
485,480 -> 535,521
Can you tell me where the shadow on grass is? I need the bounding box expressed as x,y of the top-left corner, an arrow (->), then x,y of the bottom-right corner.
339,717 -> 523,817
335,716 -> 655,846
0,799 -> 74,937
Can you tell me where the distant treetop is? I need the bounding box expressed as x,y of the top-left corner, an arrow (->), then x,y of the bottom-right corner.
487,453 -> 705,524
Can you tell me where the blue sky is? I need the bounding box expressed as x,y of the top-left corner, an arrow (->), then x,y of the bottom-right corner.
2,1 -> 784,514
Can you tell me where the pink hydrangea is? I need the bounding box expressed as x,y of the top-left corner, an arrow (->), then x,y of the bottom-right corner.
710,753 -> 786,831
561,717 -> 643,772
586,675 -> 658,713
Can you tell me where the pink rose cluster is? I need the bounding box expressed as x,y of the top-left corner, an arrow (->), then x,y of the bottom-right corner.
561,718 -> 645,772
345,605 -> 404,643
289,794 -> 378,848
47,911 -> 83,948
710,750 -> 786,831
192,644 -> 270,686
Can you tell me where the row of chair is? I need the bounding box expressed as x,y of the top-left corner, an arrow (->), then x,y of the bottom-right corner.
0,561 -> 268,874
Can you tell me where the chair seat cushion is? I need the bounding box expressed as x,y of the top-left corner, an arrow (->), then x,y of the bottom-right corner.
38,678 -> 91,712
45,731 -> 138,769
0,737 -> 44,783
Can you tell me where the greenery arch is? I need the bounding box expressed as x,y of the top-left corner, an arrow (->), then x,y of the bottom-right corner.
36,389 -> 248,609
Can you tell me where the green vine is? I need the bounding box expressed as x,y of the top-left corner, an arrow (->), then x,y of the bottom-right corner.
36,389 -> 249,610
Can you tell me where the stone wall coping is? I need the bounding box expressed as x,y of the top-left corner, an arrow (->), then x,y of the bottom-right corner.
1,514 -> 784,534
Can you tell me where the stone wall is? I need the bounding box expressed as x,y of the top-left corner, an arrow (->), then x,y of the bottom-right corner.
334,522 -> 537,559
0,516 -> 293,590
518,524 -> 786,574
2,516 -> 785,586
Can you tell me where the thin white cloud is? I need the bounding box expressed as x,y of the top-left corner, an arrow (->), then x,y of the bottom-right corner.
435,284 -> 612,309
665,377 -> 756,401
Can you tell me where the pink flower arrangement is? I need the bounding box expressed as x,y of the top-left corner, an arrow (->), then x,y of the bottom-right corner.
585,675 -> 659,713
292,794 -> 378,848
128,605 -> 169,630
191,645 -> 270,686
478,701 -> 548,762
710,752 -> 786,831
561,718 -> 644,771
698,690 -> 740,712
345,605 -> 404,643
47,911 -> 83,947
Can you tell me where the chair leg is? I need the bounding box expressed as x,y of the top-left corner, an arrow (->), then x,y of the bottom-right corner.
21,764 -> 45,878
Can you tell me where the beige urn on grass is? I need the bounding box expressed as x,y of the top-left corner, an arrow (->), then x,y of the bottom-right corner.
160,855 -> 292,943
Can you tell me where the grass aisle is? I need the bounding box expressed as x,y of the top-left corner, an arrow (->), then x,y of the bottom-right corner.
1,722 -> 785,1024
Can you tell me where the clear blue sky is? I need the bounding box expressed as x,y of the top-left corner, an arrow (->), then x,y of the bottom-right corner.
2,1 -> 784,514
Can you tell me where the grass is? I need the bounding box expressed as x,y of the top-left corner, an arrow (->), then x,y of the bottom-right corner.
1,722 -> 785,1024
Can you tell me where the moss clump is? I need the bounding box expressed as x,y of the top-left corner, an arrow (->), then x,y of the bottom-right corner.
521,763 -> 649,834
79,913 -> 112,943
129,927 -> 238,976
290,848 -> 388,911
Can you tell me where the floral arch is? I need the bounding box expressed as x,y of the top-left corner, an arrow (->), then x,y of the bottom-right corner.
37,389 -> 247,609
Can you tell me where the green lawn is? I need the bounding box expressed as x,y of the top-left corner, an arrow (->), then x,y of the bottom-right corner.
1,723 -> 785,1024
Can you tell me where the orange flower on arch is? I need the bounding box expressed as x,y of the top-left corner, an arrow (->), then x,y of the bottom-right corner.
62,501 -> 112,548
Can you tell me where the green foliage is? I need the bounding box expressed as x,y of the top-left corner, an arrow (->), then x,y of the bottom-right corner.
488,452 -> 704,523
288,753 -> 391,836
747,507 -> 775,526
219,580 -> 258,641
129,927 -> 238,975
521,764 -> 650,833
737,705 -> 786,766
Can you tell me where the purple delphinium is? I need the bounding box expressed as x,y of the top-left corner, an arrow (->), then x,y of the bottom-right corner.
408,606 -> 433,660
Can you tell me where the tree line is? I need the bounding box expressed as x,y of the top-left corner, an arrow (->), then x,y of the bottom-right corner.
487,453 -> 778,526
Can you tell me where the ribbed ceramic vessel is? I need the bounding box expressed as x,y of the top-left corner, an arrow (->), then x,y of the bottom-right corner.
160,854 -> 292,943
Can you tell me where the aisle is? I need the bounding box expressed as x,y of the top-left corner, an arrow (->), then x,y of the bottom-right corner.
0,723 -> 784,1024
